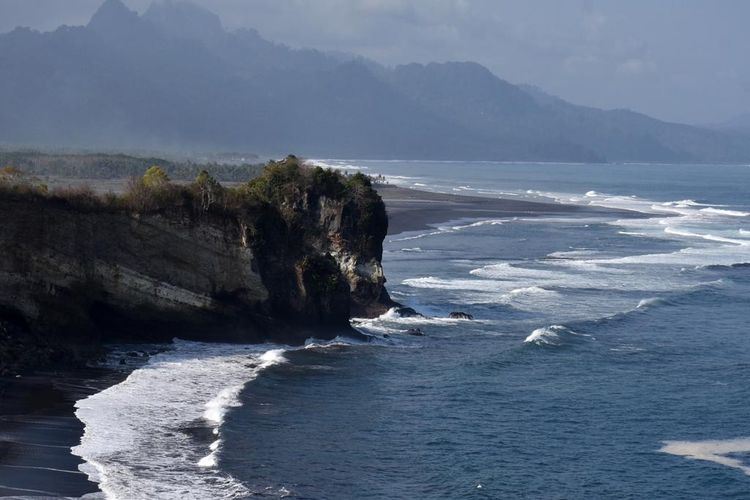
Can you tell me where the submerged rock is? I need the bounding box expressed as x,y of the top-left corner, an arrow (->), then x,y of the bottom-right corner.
449,311 -> 474,320
406,328 -> 425,337
394,307 -> 423,318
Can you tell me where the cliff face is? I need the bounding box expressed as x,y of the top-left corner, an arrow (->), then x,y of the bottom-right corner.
0,164 -> 394,370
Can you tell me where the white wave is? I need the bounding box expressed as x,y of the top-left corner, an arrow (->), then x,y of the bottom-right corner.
470,263 -> 559,281
375,307 -> 465,325
389,230 -> 447,242
636,297 -> 665,309
303,336 -> 357,350
391,218 -> 506,241
401,247 -> 423,253
664,227 -> 748,246
509,286 -> 556,296
524,325 -> 567,345
376,307 -> 407,321
448,219 -> 506,231
700,207 -> 749,217
353,307 -> 483,337
73,341 -> 287,500
548,189 -> 710,218
403,276 -> 501,292
306,159 -> 368,171
381,174 -> 421,187
525,325 -> 561,345
660,438 -> 750,475
524,325 -> 591,346
661,199 -> 709,208
547,249 -> 598,259
609,345 -> 646,353
393,185 -> 749,323
586,245 -> 750,267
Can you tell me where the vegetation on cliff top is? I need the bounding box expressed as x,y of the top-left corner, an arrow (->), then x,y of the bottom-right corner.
0,156 -> 391,373
0,150 -> 264,182
0,156 -> 386,241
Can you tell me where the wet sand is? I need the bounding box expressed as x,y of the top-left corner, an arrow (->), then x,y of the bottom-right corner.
0,370 -> 119,499
376,184 -> 623,235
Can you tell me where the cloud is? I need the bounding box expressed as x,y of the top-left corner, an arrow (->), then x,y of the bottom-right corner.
616,58 -> 656,76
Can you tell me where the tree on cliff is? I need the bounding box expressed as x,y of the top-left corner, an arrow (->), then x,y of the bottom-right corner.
193,170 -> 223,211
143,166 -> 170,188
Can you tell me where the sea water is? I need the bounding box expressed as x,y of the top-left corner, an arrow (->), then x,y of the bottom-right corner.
73,162 -> 750,499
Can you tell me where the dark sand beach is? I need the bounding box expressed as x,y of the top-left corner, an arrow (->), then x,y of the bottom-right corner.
0,370 -> 117,498
376,184 -> 623,235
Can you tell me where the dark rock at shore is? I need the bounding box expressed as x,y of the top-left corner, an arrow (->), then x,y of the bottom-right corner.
449,312 -> 474,320
0,315 -> 96,376
406,328 -> 425,337
394,307 -> 423,318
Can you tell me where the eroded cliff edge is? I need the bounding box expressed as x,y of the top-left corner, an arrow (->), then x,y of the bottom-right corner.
0,158 -> 395,372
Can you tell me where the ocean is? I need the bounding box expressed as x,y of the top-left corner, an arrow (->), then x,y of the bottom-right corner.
72,161 -> 750,499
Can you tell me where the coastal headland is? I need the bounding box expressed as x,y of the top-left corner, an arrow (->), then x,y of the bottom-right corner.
0,157 -> 629,498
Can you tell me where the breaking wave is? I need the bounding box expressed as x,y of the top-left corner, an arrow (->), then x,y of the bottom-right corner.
636,297 -> 669,309
72,340 -> 288,499
660,438 -> 750,476
524,325 -> 590,346
700,208 -> 749,217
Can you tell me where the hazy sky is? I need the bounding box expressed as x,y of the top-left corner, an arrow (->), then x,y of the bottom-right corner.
1,0 -> 748,124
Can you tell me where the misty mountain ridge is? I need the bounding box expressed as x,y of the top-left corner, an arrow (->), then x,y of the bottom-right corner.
1,0 -> 749,163
711,112 -> 750,135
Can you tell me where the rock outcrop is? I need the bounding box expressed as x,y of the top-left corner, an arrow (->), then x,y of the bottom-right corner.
0,160 -> 396,371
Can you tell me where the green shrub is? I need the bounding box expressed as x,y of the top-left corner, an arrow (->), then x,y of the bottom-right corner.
142,166 -> 170,188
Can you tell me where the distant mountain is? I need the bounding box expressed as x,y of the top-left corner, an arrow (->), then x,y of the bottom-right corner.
1,0 -> 749,163
710,112 -> 750,135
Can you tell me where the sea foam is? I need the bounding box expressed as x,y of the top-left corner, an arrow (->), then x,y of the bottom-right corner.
699,207 -> 749,217
72,341 -> 287,499
660,438 -> 750,475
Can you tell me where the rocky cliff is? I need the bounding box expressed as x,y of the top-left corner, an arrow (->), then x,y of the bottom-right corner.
0,159 -> 394,372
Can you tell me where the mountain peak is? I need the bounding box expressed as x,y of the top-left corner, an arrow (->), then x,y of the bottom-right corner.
144,1 -> 224,43
88,0 -> 140,34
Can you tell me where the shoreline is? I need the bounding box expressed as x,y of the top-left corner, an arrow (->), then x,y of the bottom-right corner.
0,368 -> 122,498
0,182 -> 633,499
376,184 -> 636,235
37,177 -> 637,237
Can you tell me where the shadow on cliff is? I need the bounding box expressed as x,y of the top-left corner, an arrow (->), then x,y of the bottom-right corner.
0,157 -> 398,372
